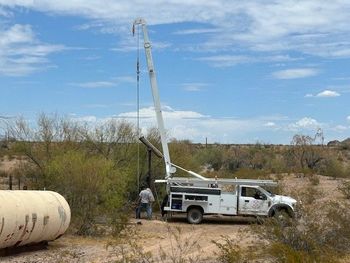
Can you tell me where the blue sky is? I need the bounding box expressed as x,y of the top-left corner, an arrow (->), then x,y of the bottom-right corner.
0,1 -> 350,144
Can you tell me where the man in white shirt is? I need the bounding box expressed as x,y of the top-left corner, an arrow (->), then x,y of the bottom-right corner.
136,186 -> 155,219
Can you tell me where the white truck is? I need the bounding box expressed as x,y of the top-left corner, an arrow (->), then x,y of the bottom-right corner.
160,177 -> 297,224
133,18 -> 297,224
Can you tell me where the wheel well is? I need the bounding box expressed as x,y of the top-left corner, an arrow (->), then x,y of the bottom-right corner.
269,205 -> 294,218
186,205 -> 204,214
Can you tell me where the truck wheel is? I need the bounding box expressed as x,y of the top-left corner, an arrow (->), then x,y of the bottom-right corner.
274,209 -> 291,226
274,208 -> 290,219
187,208 -> 203,224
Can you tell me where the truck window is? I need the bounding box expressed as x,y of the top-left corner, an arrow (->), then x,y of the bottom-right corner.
241,187 -> 266,200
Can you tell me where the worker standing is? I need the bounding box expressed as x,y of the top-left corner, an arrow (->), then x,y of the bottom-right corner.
136,186 -> 155,220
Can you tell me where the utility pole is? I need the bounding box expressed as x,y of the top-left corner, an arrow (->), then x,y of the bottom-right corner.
139,136 -> 163,193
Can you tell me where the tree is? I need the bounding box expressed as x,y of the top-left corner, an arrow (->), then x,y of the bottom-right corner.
291,129 -> 324,170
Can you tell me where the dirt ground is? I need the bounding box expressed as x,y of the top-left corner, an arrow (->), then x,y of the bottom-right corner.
1,215 -> 258,263
0,168 -> 349,262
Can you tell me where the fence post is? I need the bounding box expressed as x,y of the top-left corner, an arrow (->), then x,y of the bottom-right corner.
9,175 -> 12,190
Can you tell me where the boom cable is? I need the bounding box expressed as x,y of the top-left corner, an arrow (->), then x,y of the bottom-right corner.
136,24 -> 141,193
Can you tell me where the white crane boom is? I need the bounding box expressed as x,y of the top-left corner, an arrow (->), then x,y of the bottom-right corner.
133,18 -> 173,179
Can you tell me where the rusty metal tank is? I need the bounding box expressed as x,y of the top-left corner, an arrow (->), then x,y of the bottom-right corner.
0,190 -> 71,249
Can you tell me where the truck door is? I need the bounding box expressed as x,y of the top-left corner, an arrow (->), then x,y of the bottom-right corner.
219,185 -> 237,215
219,193 -> 237,215
238,186 -> 269,215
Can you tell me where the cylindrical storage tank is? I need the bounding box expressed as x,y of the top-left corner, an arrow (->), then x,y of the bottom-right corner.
0,190 -> 71,249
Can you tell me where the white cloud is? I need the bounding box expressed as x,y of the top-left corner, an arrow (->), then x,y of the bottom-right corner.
66,109 -> 348,144
70,75 -> 134,88
197,55 -> 253,67
115,106 -> 288,142
70,81 -> 116,88
316,90 -> 340,97
0,24 -> 65,76
173,28 -> 221,35
305,90 -> 341,98
197,54 -> 301,67
0,6 -> 12,17
2,1 -> 350,58
118,106 -> 208,120
287,117 -> 321,131
182,83 -> 208,92
112,76 -> 135,83
347,116 -> 350,121
264,122 -> 276,127
70,115 -> 97,123
272,68 -> 319,79
332,125 -> 348,132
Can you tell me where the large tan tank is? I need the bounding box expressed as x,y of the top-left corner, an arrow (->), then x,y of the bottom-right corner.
0,190 -> 71,249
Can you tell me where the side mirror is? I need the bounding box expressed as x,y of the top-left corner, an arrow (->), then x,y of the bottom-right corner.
255,193 -> 267,200
260,194 -> 267,200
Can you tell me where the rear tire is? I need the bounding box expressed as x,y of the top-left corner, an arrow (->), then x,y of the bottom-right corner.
187,208 -> 203,224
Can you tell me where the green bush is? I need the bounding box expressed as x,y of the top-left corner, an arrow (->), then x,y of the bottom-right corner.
233,168 -> 269,179
195,147 -> 224,171
257,200 -> 350,262
324,158 -> 346,178
44,151 -> 131,235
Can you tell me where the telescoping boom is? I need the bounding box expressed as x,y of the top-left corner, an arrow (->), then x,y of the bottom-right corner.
133,18 -> 174,179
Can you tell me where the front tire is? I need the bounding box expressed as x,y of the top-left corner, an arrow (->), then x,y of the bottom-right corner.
273,208 -> 291,226
187,208 -> 203,224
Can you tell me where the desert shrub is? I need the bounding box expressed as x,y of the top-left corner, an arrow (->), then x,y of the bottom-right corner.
323,158 -> 346,178
158,226 -> 204,263
233,167 -> 269,179
213,236 -> 246,263
308,174 -> 320,185
346,165 -> 350,178
8,162 -> 39,189
195,147 -> 224,171
169,139 -> 201,176
0,170 -> 7,178
338,180 -> 350,199
44,151 -> 131,235
267,243 -> 320,263
268,155 -> 288,173
6,115 -> 143,235
290,186 -> 322,206
290,133 -> 324,171
110,225 -> 205,263
257,200 -> 350,262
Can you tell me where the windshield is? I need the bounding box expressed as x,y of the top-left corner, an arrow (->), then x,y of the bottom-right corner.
260,187 -> 275,197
